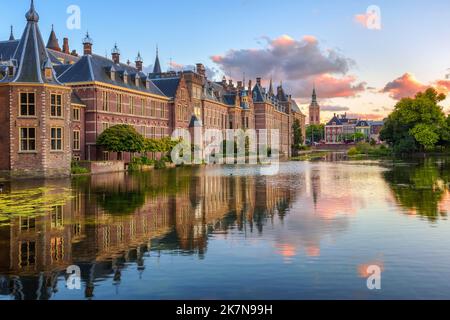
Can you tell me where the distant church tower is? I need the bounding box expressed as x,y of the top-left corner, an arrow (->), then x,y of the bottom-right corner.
309,86 -> 321,125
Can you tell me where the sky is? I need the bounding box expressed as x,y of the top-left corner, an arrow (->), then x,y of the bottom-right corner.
3,0 -> 450,122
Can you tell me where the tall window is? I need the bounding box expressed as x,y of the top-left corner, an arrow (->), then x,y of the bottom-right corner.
20,128 -> 36,151
50,94 -> 63,117
150,100 -> 156,117
51,206 -> 64,229
51,127 -> 63,151
73,130 -> 80,151
130,97 -> 134,114
141,99 -> 145,116
73,106 -> 80,121
102,91 -> 109,111
20,92 -> 35,116
117,94 -> 123,113
19,241 -> 36,268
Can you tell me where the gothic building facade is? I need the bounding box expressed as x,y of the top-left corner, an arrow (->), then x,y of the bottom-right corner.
0,1 -> 306,177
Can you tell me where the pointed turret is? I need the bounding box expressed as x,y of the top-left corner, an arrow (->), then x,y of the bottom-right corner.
82,31 -> 93,55
5,0 -> 61,84
46,24 -> 61,51
9,25 -> 15,41
310,85 -> 319,108
135,52 -> 143,72
268,77 -> 274,96
309,85 -> 321,125
153,46 -> 162,74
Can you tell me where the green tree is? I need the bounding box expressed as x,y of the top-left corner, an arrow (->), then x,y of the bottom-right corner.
97,125 -> 145,156
380,88 -> 447,153
306,124 -> 325,143
292,119 -> 304,151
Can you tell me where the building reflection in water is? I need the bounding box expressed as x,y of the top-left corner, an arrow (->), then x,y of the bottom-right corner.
0,167 -> 295,300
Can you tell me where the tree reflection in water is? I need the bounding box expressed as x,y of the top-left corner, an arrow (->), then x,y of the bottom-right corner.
383,158 -> 450,221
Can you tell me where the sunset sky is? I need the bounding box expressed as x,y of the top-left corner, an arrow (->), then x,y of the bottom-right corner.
3,0 -> 450,121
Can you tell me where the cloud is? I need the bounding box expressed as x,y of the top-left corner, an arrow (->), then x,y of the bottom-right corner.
382,73 -> 450,101
145,60 -> 220,80
354,14 -> 370,28
382,73 -> 428,100
211,34 -> 365,99
321,105 -> 350,112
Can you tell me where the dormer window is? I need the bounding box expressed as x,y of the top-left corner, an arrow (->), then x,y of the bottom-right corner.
146,80 -> 151,90
123,71 -> 128,84
43,59 -> 53,80
110,70 -> 116,81
135,76 -> 140,87
8,66 -> 14,77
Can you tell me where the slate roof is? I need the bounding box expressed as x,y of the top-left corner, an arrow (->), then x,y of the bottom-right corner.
291,99 -> 302,113
48,48 -> 80,65
46,25 -> 61,51
71,92 -> 85,105
0,1 -> 62,85
57,54 -> 166,97
326,115 -> 343,126
223,93 -> 236,106
151,77 -> 180,98
252,83 -> 266,103
356,120 -> 370,127
0,40 -> 19,61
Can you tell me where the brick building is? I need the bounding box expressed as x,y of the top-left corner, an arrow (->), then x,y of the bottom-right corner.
0,1 -> 306,177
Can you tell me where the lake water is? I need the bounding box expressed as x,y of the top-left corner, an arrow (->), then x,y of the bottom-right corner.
1,157 -> 450,300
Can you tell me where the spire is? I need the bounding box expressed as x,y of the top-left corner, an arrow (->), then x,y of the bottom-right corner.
10,0 -> 62,85
83,31 -> 93,55
9,25 -> 15,41
268,77 -> 274,95
25,0 -> 39,22
310,85 -> 319,108
135,51 -> 144,71
153,45 -> 162,74
46,24 -> 61,51
83,31 -> 93,45
111,43 -> 120,64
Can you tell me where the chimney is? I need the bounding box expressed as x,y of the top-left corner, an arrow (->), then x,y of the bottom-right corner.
112,43 -> 120,64
222,76 -> 227,86
237,81 -> 243,88
196,63 -> 206,77
248,80 -> 252,91
228,79 -> 233,87
256,77 -> 261,86
62,38 -> 70,54
82,32 -> 93,55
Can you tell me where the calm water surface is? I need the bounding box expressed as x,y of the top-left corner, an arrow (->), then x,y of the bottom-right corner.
1,157 -> 450,300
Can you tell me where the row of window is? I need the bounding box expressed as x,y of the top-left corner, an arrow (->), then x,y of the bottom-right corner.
20,92 -> 82,121
19,127 -> 68,152
101,92 -> 168,119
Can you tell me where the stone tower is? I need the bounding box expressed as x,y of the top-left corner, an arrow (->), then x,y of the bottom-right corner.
0,0 -> 72,177
309,86 -> 321,125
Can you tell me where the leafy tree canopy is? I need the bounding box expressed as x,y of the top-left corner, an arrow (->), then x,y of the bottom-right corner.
97,125 -> 145,153
380,88 -> 448,153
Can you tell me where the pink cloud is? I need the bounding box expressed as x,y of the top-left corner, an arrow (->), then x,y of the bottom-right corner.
354,14 -> 370,27
382,73 -> 428,100
211,34 -> 363,99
